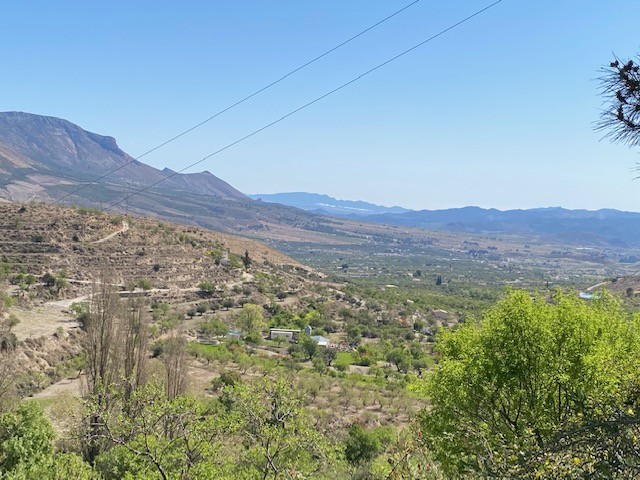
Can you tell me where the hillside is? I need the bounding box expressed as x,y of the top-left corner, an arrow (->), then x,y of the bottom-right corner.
0,201 -> 308,292
0,111 -> 246,200
0,112 -> 425,247
3,112 -> 640,259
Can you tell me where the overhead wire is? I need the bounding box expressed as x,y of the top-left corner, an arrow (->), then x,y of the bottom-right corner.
102,0 -> 503,213
53,0 -> 422,204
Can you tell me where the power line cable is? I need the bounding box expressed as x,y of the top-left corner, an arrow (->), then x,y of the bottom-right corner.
53,0 -> 421,204
102,0 -> 502,213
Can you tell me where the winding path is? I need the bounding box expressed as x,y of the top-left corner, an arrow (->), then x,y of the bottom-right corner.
92,219 -> 129,244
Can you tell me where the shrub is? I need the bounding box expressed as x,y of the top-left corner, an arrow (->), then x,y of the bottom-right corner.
136,278 -> 153,291
0,332 -> 17,351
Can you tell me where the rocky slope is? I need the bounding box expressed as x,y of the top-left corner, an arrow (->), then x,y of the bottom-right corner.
0,111 -> 247,200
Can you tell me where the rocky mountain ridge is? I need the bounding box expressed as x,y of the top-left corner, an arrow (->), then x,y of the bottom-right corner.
0,111 -> 246,201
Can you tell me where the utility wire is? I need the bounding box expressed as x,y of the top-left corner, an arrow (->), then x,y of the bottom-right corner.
53,0 -> 421,204
103,0 -> 502,213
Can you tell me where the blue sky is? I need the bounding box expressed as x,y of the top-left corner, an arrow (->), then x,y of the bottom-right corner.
2,1 -> 640,211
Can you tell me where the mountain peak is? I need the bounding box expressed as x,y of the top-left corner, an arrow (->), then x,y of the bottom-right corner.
0,111 -> 247,201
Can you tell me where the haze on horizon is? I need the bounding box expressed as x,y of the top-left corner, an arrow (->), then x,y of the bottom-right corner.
2,1 -> 640,212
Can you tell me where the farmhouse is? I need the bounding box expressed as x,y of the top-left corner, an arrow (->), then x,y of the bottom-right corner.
269,328 -> 301,341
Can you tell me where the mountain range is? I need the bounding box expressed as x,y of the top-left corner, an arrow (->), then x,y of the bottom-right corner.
248,192 -> 410,216
1,111 -> 640,250
0,111 -> 245,201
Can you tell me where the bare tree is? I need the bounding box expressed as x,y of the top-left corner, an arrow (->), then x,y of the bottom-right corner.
82,273 -> 151,461
163,334 -> 187,401
122,297 -> 149,414
83,275 -> 121,462
0,349 -> 18,413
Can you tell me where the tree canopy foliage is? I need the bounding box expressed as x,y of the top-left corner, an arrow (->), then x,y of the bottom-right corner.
415,289 -> 640,477
597,54 -> 640,148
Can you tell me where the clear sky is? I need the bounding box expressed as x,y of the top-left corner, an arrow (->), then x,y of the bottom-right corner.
2,1 -> 640,211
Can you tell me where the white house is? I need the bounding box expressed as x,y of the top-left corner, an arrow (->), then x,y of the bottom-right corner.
310,335 -> 330,347
269,328 -> 300,341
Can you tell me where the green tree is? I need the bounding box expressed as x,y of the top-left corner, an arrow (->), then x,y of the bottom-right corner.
41,272 -> 56,288
346,324 -> 361,346
223,377 -> 346,478
299,333 -> 318,360
0,402 -> 97,478
0,402 -> 54,475
70,301 -> 89,328
234,303 -> 265,344
89,384 -> 222,480
197,280 -> 215,294
318,347 -> 337,367
386,348 -> 411,373
199,316 -> 228,338
416,289 -> 640,477
54,271 -> 68,294
344,424 -> 381,466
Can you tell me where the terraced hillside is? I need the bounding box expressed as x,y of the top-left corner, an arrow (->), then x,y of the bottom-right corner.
0,201 -> 310,292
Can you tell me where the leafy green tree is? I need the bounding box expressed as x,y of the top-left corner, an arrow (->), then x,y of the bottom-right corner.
46,453 -> 98,479
312,355 -> 328,375
386,348 -> 411,373
89,384 -> 222,480
223,377 -> 346,478
344,424 -> 381,465
196,304 -> 208,315
416,289 -> 640,477
199,316 -> 228,338
54,271 -> 68,294
354,344 -> 376,366
318,347 -> 337,367
299,333 -> 318,360
197,280 -> 215,294
234,303 -> 265,344
70,301 -> 89,328
346,324 -> 361,346
0,402 -> 54,475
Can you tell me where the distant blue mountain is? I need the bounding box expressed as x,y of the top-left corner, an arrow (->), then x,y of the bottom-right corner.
364,206 -> 640,247
250,193 -> 640,247
248,192 -> 411,217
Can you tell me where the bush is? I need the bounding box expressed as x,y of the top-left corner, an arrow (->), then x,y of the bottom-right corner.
197,281 -> 215,293
0,332 -> 17,351
42,272 -> 56,287
150,340 -> 165,358
196,304 -> 208,315
136,278 -> 153,291
70,302 -> 89,329
211,371 -> 241,391
345,424 -> 381,465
